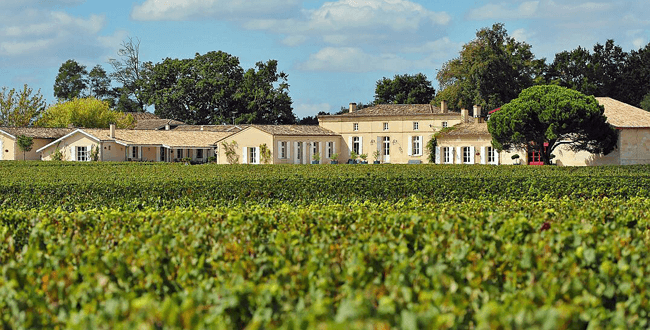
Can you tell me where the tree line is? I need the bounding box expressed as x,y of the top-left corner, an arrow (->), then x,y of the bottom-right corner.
360,23 -> 650,115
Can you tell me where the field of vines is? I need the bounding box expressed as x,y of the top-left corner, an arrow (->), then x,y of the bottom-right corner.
1,162 -> 649,329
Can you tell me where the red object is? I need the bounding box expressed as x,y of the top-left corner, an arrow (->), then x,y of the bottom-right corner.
488,107 -> 501,114
528,143 -> 549,165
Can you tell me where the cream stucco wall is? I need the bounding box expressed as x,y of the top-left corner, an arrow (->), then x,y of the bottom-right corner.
437,135 -> 501,165
217,128 -> 274,164
319,114 -> 462,164
101,142 -> 126,162
273,136 -> 342,164
41,133 -> 99,161
0,134 -> 16,161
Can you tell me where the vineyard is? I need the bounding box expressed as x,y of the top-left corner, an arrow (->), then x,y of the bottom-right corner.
1,162 -> 649,329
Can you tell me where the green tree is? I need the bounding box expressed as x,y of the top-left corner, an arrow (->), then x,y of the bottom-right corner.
16,135 -> 33,160
437,23 -> 545,115
54,59 -> 88,101
239,60 -> 295,124
374,73 -> 435,104
618,42 -> 650,107
640,92 -> 650,111
0,84 -> 46,127
88,65 -> 113,102
37,97 -> 134,128
108,37 -> 147,112
488,85 -> 618,165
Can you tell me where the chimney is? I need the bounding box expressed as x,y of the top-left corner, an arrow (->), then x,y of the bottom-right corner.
461,109 -> 469,123
109,123 -> 115,138
349,103 -> 357,113
473,105 -> 481,118
165,123 -> 170,131
200,125 -> 204,131
440,100 -> 448,113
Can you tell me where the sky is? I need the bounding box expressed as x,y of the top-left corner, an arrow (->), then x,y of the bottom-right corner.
1,0 -> 649,119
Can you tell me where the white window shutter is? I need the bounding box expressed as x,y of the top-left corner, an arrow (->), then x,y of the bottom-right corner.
88,145 -> 92,161
348,136 -> 352,156
138,146 -> 142,159
359,136 -> 363,154
418,136 -> 423,155
277,141 -> 282,158
377,136 -> 381,153
456,147 -> 462,164
407,136 -> 412,156
495,150 -> 500,165
243,147 -> 248,164
435,146 -> 441,164
70,146 -> 76,161
333,141 -> 336,155
470,146 -> 475,164
254,147 -> 260,164
480,146 -> 486,164
294,142 -> 298,164
286,141 -> 291,159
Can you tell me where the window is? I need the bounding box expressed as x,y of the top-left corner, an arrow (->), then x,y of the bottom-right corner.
327,142 -> 334,158
383,122 -> 389,131
353,123 -> 359,131
442,121 -> 448,128
249,147 -> 257,164
131,146 -> 138,159
77,146 -> 88,161
312,142 -> 318,156
353,137 -> 361,154
196,149 -> 203,159
463,147 -> 471,164
413,122 -> 419,130
383,137 -> 390,156
412,136 -> 421,156
297,142 -> 302,160
487,146 -> 496,164
177,149 -> 183,159
444,147 -> 451,164
280,141 -> 287,159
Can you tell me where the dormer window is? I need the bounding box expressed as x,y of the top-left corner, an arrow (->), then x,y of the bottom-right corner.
353,123 -> 359,131
413,122 -> 419,130
383,122 -> 389,131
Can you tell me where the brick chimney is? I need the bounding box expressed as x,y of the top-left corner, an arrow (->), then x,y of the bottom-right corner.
473,105 -> 481,118
349,103 -> 357,113
109,123 -> 115,138
440,100 -> 448,113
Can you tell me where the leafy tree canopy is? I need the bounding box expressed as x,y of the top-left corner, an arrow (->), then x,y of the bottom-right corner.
641,92 -> 650,112
488,85 -> 618,165
37,97 -> 134,129
88,65 -> 113,103
143,51 -> 296,125
374,73 -> 435,104
0,84 -> 46,127
54,59 -> 88,101
437,23 -> 545,115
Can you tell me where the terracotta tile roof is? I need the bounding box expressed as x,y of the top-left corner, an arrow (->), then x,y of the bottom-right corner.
134,119 -> 185,130
440,121 -> 491,137
173,125 -> 247,132
321,104 -> 457,117
0,127 -> 74,139
596,97 -> 650,128
81,129 -> 234,148
251,125 -> 340,136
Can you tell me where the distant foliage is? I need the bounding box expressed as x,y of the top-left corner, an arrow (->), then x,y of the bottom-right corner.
37,97 -> 134,128
16,135 -> 33,160
374,73 -> 435,104
0,85 -> 46,127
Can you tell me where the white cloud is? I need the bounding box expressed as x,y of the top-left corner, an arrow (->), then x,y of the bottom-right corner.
467,1 -> 539,20
401,37 -> 461,57
0,8 -> 120,67
511,28 -> 534,43
131,0 -> 300,21
244,0 -> 451,47
297,47 -> 442,73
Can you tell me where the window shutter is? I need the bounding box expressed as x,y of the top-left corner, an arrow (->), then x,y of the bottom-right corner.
456,147 -> 461,164
277,141 -> 282,158
418,136 -> 423,155
332,141 -> 336,156
377,136 -> 381,154
88,145 -> 93,161
407,136 -> 412,156
480,147 -> 486,164
494,149 -> 499,165
470,146 -> 475,164
294,142 -> 298,164
138,146 -> 142,159
70,146 -> 76,161
318,142 -> 322,159
286,141 -> 291,159
348,136 -> 352,156
254,147 -> 260,164
435,146 -> 441,164
243,147 -> 248,164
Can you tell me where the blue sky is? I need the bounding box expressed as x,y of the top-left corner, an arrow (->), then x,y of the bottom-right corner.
1,0 -> 649,119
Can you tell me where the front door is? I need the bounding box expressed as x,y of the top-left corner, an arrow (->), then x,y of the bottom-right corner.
527,143 -> 548,165
383,137 -> 390,163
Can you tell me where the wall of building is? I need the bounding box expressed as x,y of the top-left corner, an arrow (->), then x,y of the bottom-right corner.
41,133 -> 99,161
101,142 -> 126,162
437,135 -> 500,164
217,128 -> 273,164
617,128 -> 650,165
0,134 -> 15,161
319,114 -> 462,164
273,136 -> 342,164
